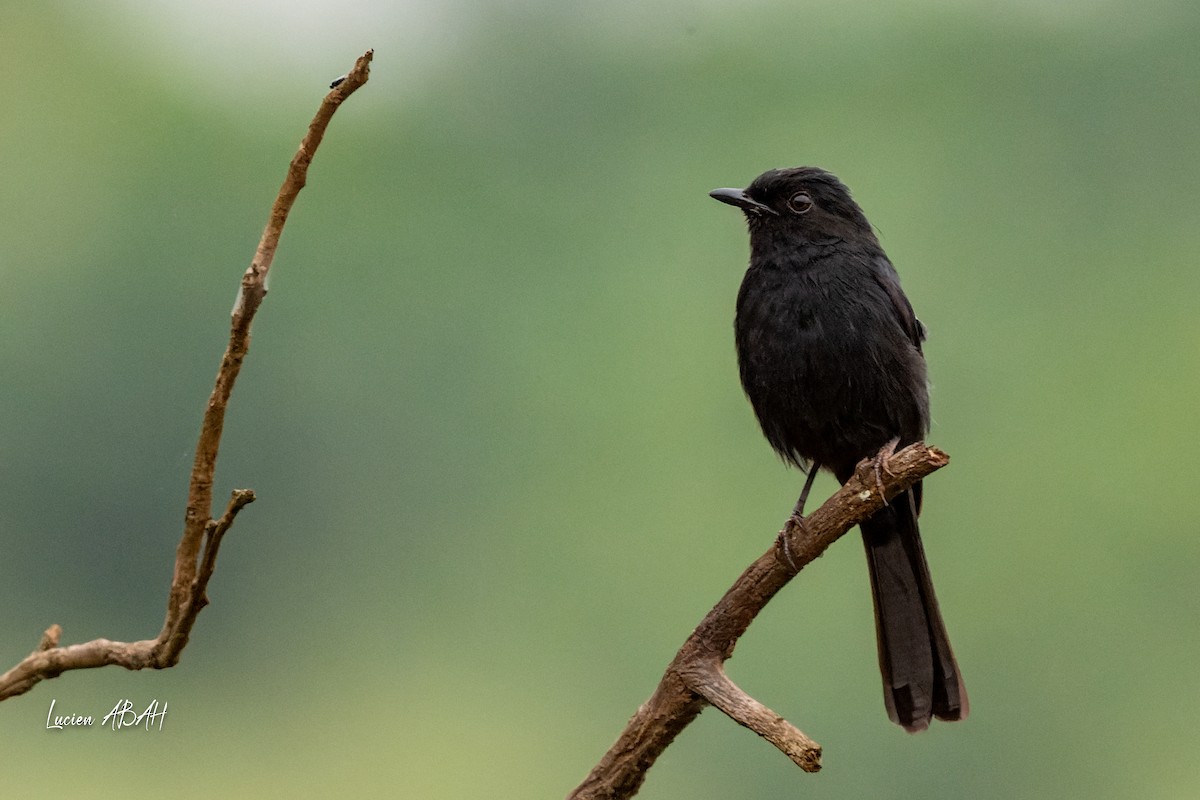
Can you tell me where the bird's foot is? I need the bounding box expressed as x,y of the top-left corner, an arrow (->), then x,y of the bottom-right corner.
871,437 -> 901,503
776,515 -> 804,572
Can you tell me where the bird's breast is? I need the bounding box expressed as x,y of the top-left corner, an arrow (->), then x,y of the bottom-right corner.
733,258 -> 928,471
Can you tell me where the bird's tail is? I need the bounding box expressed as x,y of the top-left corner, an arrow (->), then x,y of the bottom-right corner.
859,484 -> 968,732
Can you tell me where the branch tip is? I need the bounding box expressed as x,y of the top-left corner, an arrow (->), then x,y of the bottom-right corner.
39,625 -> 62,652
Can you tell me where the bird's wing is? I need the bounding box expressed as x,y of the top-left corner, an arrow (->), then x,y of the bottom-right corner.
873,256 -> 926,353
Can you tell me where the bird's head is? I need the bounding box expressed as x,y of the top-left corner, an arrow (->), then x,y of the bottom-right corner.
709,166 -> 875,245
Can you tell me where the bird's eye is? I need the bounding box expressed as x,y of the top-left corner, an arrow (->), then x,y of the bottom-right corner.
787,192 -> 813,214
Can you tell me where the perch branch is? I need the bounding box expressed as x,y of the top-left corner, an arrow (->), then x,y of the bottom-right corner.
568,442 -> 949,800
0,49 -> 373,703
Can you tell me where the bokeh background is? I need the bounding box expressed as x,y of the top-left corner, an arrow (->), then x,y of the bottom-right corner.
3,1 -> 1198,797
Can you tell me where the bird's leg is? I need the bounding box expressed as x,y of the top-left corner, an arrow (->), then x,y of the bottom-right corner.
871,437 -> 901,503
777,464 -> 820,571
791,464 -> 821,521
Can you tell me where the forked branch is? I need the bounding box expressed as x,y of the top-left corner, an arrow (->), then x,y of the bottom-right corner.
0,49 -> 373,702
568,442 -> 950,799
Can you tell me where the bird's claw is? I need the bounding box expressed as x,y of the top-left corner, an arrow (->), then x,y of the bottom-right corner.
871,437 -> 901,503
777,515 -> 803,571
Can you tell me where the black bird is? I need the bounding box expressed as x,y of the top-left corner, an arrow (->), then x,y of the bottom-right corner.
710,167 -> 967,732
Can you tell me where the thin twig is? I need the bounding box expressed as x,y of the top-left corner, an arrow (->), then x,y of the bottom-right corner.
568,442 -> 950,800
0,49 -> 373,703
157,49 -> 374,662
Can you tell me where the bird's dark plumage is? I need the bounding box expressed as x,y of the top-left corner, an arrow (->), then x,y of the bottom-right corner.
711,166 -> 967,732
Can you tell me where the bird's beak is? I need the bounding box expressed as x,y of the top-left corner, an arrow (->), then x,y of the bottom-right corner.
709,187 -> 777,216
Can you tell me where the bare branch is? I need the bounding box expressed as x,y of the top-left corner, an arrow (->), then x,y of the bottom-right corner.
687,661 -> 821,771
568,443 -> 949,799
0,49 -> 373,703
158,48 -> 374,663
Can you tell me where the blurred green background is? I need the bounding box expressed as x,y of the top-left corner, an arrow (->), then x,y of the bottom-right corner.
3,1 -> 1198,797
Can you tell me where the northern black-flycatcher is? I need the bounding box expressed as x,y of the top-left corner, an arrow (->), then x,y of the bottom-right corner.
710,166 -> 967,732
